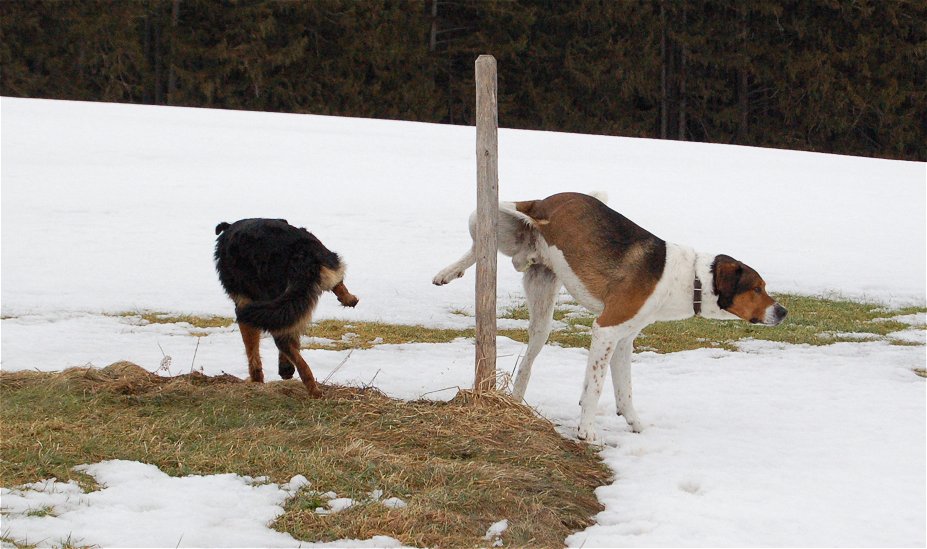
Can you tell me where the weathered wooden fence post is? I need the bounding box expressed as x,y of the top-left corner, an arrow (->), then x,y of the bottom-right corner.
474,54 -> 498,392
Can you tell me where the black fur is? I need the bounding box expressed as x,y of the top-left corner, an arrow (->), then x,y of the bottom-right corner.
214,218 -> 342,333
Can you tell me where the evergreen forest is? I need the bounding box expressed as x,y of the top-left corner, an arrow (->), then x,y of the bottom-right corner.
1,0 -> 924,160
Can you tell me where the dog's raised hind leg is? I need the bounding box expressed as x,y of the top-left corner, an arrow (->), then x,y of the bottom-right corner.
432,246 -> 476,286
609,333 -> 642,433
512,265 -> 560,401
274,333 -> 322,397
239,322 -> 264,383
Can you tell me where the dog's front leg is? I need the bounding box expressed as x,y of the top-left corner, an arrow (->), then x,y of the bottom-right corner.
610,333 -> 642,433
332,281 -> 359,307
577,322 -> 624,444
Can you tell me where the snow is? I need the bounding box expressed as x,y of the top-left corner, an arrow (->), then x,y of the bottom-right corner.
0,460 -> 401,548
1,97 -> 923,324
381,497 -> 407,510
889,328 -> 926,344
1,97 -> 925,547
484,518 -> 508,546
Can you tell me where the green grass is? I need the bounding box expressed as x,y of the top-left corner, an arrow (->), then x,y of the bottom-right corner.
500,294 -> 925,353
0,364 -> 609,548
24,506 -> 57,518
115,294 -> 924,354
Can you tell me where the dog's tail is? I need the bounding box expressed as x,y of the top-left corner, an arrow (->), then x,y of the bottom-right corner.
215,222 -> 231,235
501,190 -> 608,228
499,201 -> 543,227
235,274 -> 319,333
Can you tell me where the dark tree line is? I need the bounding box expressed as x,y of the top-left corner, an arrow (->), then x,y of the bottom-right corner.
1,0 -> 924,160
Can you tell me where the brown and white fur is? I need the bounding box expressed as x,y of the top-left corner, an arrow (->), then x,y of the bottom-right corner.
433,192 -> 786,443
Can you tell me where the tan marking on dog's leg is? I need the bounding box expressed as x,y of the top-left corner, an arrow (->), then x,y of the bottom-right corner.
274,334 -> 322,397
239,322 -> 264,383
319,264 -> 347,291
331,281 -> 359,307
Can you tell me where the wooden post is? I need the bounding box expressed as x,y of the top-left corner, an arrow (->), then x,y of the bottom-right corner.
474,54 -> 498,392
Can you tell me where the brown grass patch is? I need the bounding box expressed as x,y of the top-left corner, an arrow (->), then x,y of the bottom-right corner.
1,363 -> 610,548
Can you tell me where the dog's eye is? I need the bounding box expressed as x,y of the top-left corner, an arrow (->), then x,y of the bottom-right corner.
754,287 -> 762,294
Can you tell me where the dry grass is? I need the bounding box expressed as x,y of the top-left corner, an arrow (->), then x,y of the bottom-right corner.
0,364 -> 610,548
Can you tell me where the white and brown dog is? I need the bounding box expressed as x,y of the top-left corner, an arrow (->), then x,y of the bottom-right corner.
433,192 -> 786,443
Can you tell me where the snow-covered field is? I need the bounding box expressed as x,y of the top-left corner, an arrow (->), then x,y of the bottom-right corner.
1,97 -> 925,547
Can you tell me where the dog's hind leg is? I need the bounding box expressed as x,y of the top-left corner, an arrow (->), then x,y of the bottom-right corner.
239,322 -> 264,383
274,333 -> 322,397
432,245 -> 476,286
609,332 -> 642,433
512,265 -> 560,401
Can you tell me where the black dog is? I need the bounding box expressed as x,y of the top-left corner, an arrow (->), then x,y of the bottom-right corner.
214,218 -> 358,396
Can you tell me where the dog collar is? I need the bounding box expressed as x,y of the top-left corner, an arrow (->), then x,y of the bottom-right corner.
693,276 -> 703,316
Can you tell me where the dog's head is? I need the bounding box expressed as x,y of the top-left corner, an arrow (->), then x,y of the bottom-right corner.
712,254 -> 787,326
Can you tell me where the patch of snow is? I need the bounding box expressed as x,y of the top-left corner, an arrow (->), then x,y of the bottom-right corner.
381,497 -> 407,509
0,460 -> 400,548
874,312 -> 927,326
1,97 -> 924,325
888,329 -> 927,345
484,519 -> 508,546
817,331 -> 882,341
301,335 -> 337,346
326,497 -> 355,513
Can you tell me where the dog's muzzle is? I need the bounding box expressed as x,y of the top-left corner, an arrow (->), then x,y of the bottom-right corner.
763,303 -> 788,326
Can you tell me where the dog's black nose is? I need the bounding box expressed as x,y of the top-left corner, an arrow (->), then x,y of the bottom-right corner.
774,303 -> 788,321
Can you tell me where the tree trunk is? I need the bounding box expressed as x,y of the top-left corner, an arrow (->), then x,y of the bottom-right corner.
737,4 -> 749,143
429,0 -> 438,52
153,5 -> 162,105
677,4 -> 686,141
142,5 -> 152,104
659,0 -> 667,139
167,0 -> 179,105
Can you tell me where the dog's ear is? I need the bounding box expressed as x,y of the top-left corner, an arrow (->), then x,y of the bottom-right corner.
712,254 -> 743,309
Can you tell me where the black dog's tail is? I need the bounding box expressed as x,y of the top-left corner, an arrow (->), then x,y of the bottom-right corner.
215,222 -> 231,235
235,274 -> 320,333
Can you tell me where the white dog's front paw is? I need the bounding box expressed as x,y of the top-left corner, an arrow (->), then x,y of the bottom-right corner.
432,270 -> 463,286
624,415 -> 643,433
577,425 -> 603,446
